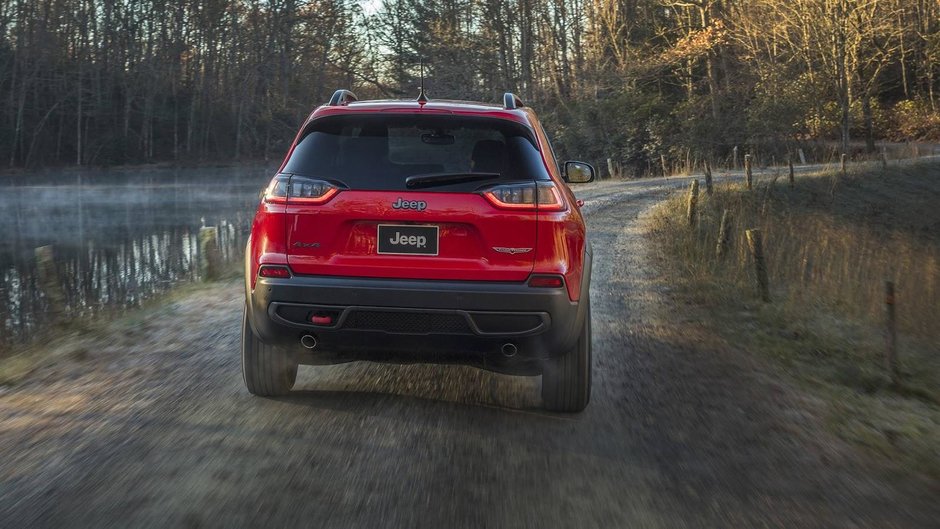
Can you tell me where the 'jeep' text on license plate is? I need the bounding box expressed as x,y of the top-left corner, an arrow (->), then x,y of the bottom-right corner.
377,225 -> 439,255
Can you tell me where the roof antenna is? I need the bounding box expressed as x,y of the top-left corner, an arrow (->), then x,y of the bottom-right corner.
417,60 -> 428,105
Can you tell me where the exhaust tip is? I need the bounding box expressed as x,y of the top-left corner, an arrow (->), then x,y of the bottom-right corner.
301,334 -> 318,350
501,343 -> 518,357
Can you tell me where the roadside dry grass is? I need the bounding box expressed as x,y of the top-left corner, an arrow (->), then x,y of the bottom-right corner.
646,160 -> 940,481
0,260 -> 243,385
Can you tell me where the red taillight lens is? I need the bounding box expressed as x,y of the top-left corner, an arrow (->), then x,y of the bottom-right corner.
527,275 -> 564,288
482,182 -> 566,211
264,175 -> 339,205
258,265 -> 292,278
263,175 -> 290,203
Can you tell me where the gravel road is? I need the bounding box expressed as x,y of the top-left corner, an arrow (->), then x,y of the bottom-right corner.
1,178 -> 937,528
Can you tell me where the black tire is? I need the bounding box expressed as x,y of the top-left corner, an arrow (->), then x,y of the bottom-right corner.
241,306 -> 298,396
541,299 -> 592,412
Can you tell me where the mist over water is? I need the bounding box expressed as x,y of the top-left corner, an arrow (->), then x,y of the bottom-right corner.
0,164 -> 275,344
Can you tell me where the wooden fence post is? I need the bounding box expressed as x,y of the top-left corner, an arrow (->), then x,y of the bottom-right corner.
227,223 -> 237,259
801,255 -> 814,287
761,176 -> 778,217
788,157 -> 795,188
199,226 -> 221,281
733,145 -> 739,170
841,153 -> 847,177
884,281 -> 899,385
35,245 -> 67,318
704,160 -> 713,194
716,210 -> 732,259
745,229 -> 771,302
661,154 -> 668,178
687,180 -> 699,227
881,148 -> 888,169
607,158 -> 616,179
744,154 -> 753,190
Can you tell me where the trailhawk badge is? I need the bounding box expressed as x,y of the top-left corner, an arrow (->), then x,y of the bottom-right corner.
492,247 -> 533,255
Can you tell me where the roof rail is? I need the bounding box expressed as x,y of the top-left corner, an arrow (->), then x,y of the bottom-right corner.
328,89 -> 358,106
503,92 -> 524,110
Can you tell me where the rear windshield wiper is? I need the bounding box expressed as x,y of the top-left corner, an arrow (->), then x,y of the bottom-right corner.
405,172 -> 500,189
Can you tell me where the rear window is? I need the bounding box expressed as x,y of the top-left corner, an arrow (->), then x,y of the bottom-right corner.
282,114 -> 549,192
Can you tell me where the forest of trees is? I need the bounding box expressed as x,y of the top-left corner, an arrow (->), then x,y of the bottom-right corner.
1,0 -> 938,175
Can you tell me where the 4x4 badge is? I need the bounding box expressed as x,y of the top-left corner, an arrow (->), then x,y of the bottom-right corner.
492,247 -> 532,255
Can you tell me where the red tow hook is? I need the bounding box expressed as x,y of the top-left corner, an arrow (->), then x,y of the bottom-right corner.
310,315 -> 333,325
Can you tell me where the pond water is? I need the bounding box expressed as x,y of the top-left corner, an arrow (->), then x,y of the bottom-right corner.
0,164 -> 277,345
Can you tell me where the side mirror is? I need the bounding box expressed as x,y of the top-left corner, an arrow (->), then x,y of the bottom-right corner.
564,161 -> 595,184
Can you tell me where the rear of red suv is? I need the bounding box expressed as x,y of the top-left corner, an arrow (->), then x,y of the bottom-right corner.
242,91 -> 595,412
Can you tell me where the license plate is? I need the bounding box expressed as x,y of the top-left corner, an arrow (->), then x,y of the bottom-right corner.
377,224 -> 439,255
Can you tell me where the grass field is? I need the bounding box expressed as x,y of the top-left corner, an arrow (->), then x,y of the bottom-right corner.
647,160 -> 940,480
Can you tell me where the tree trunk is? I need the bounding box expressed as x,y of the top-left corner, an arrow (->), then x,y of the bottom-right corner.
862,90 -> 875,153
837,0 -> 850,155
702,6 -> 719,120
76,60 -> 83,166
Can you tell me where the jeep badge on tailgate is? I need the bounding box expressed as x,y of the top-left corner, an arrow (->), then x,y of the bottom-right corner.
392,198 -> 427,211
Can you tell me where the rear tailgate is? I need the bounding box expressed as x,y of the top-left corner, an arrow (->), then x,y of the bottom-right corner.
286,190 -> 535,281
281,113 -> 550,282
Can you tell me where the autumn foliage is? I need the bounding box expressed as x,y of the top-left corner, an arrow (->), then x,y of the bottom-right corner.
0,0 -> 937,172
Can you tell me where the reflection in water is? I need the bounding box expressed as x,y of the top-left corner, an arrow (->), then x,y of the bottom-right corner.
1,165 -> 275,344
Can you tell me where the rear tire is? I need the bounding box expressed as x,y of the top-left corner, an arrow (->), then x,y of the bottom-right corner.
241,306 -> 298,396
541,299 -> 592,412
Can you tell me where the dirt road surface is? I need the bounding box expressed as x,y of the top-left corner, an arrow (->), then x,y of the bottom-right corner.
1,177 -> 937,528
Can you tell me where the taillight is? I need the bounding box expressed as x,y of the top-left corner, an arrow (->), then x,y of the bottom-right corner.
527,274 -> 565,288
481,182 -> 566,211
264,174 -> 339,205
263,175 -> 289,203
258,265 -> 292,278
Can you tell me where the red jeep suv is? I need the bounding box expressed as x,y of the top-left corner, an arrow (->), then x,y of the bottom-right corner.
242,90 -> 595,412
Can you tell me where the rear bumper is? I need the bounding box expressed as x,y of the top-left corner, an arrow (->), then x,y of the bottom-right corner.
246,271 -> 589,368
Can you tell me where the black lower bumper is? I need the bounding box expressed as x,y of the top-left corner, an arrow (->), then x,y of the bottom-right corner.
246,273 -> 589,372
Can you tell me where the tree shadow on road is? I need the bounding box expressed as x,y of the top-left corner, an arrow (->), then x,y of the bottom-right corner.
269,383 -> 573,423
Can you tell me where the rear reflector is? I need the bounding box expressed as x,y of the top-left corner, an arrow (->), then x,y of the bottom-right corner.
258,265 -> 292,278
527,275 -> 564,288
310,315 -> 333,325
